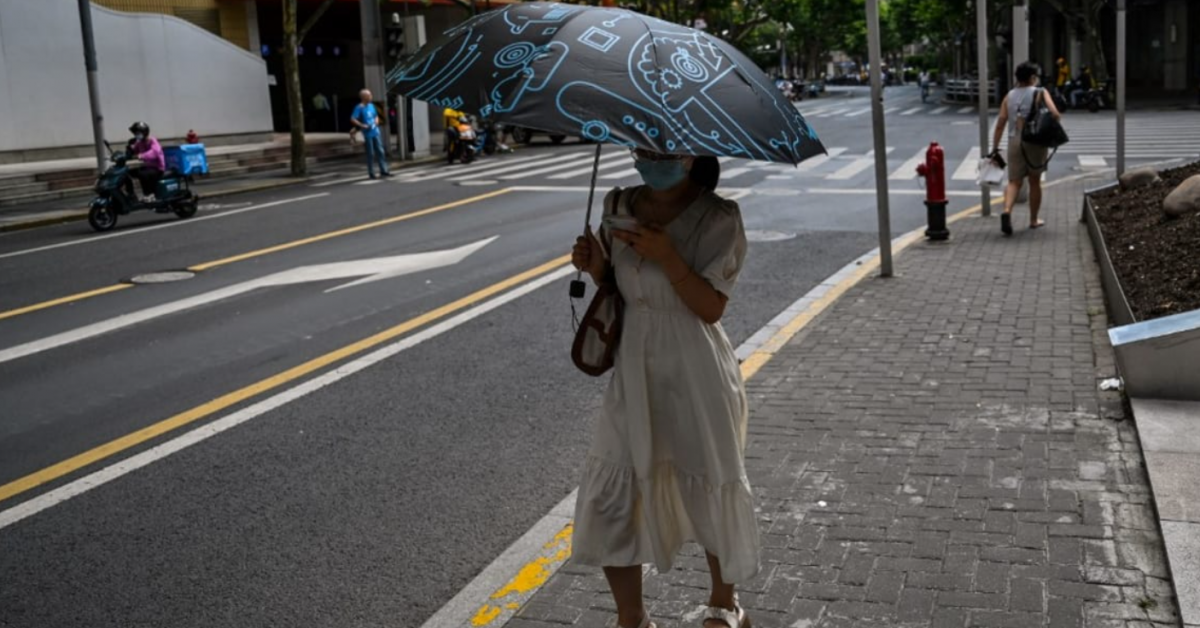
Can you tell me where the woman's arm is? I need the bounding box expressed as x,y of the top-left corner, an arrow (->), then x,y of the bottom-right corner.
660,251 -> 727,324
1044,90 -> 1063,120
992,94 -> 1009,152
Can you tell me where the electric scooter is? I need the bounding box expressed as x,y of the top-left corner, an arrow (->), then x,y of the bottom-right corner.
87,140 -> 199,232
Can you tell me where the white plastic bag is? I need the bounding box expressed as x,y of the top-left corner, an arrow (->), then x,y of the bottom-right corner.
976,158 -> 1006,187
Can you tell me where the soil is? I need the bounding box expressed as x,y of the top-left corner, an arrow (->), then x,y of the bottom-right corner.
1090,161 -> 1200,321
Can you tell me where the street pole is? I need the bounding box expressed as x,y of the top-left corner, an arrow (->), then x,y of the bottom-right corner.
1116,0 -> 1127,176
976,0 -> 991,217
1012,0 -> 1028,64
76,0 -> 107,174
865,0 -> 893,278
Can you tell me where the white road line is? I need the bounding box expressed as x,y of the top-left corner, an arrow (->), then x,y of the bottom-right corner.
1078,155 -> 1108,168
600,167 -> 640,180
958,106 -> 975,114
884,107 -> 901,115
901,107 -> 923,116
815,107 -> 849,117
828,147 -> 893,180
499,152 -> 626,180
312,175 -> 371,187
451,154 -> 586,182
845,107 -> 872,117
796,147 -> 847,172
0,194 -> 330,261
403,154 -> 565,182
952,147 -> 982,181
355,179 -> 383,186
889,147 -> 927,180
931,106 -> 950,114
805,188 -> 989,197
547,157 -> 635,180
721,167 -> 754,180
0,264 -> 575,532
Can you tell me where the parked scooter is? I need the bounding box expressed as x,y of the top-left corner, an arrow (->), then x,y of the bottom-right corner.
446,116 -> 480,164
87,140 -> 199,232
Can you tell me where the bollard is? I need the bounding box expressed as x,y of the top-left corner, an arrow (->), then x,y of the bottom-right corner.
916,142 -> 950,240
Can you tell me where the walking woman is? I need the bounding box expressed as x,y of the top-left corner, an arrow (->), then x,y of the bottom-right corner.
992,61 -> 1063,235
570,150 -> 757,628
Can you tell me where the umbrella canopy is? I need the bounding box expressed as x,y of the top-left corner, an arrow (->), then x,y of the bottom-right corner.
388,2 -> 825,165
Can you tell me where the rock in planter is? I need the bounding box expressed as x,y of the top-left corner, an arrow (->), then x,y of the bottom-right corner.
1119,166 -> 1161,190
1163,174 -> 1200,219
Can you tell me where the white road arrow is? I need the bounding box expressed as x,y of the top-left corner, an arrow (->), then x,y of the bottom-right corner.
0,236 -> 498,366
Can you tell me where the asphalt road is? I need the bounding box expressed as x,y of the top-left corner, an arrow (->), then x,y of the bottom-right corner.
1,87 -> 1193,627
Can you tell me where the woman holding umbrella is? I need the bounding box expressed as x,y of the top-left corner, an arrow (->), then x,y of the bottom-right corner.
571,150 -> 754,628
388,5 -> 826,627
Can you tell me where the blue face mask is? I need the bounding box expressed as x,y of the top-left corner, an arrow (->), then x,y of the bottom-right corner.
634,159 -> 687,190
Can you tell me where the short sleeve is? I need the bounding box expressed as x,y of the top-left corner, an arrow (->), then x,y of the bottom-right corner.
694,197 -> 747,298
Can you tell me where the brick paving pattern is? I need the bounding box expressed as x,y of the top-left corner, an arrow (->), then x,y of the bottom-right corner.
505,176 -> 1180,628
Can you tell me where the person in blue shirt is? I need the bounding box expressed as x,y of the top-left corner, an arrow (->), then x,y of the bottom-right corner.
351,89 -> 391,178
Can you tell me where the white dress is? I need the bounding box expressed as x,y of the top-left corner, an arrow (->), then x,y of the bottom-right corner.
571,186 -> 760,583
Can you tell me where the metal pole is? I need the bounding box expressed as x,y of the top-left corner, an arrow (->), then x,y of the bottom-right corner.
1116,0 -> 1127,176
396,94 -> 410,160
976,0 -> 991,217
77,0 -> 106,174
1012,0 -> 1029,64
865,0 -> 893,278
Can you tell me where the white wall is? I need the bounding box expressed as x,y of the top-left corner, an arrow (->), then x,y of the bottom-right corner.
0,0 -> 272,153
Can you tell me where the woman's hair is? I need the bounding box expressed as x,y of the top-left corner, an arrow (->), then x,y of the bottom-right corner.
689,155 -> 721,191
1015,62 -> 1040,85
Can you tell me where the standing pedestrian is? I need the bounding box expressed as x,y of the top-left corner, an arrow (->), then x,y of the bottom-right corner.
351,89 -> 391,179
570,151 -> 757,628
992,61 -> 1063,235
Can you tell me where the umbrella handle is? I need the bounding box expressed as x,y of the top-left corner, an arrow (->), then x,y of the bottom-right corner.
570,143 -> 605,299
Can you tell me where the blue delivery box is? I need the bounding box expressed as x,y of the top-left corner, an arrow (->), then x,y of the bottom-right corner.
163,144 -> 209,176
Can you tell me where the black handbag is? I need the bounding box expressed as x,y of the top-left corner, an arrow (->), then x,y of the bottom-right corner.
1022,88 -> 1069,148
1020,88 -> 1068,170
571,189 -> 627,377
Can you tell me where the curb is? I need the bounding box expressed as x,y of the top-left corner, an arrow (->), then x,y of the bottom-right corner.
0,155 -> 441,234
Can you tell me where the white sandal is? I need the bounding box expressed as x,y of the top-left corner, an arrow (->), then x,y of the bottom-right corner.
702,604 -> 750,628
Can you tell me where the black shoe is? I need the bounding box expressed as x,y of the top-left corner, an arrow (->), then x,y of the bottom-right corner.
369,174 -> 377,180
1001,213 -> 1013,236
381,171 -> 393,178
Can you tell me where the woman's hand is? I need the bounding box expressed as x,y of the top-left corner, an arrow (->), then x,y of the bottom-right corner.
572,227 -> 606,283
611,223 -> 678,266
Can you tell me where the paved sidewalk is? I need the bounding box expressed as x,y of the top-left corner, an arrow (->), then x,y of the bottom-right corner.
505,176 -> 1181,628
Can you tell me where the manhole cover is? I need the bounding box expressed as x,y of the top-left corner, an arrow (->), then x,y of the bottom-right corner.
745,230 -> 796,242
129,271 -> 195,284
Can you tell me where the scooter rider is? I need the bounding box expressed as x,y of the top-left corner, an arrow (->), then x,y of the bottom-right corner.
125,122 -> 164,201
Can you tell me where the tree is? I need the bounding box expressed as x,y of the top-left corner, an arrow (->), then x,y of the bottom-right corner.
282,0 -> 336,177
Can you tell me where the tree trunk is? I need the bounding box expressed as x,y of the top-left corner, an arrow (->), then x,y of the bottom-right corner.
283,0 -> 306,177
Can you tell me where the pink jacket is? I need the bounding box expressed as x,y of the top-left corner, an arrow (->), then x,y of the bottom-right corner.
133,137 -> 165,171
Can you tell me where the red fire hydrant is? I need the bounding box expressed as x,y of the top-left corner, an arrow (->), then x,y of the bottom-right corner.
916,142 -> 950,241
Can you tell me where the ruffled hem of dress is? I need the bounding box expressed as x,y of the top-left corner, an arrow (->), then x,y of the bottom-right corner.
571,455 -> 761,583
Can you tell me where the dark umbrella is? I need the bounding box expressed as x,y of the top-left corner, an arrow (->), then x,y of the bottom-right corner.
387,3 -> 826,296
388,3 -> 824,165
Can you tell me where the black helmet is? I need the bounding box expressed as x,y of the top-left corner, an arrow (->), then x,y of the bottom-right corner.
129,121 -> 150,136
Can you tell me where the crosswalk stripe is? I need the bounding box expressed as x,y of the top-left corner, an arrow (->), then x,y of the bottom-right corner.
889,147 -> 927,180
1078,156 -> 1108,167
796,147 -> 847,172
952,147 -> 981,181
813,107 -> 847,117
451,154 -> 585,181
399,153 -> 559,181
601,167 -> 639,180
828,147 -> 893,180
845,107 -> 872,117
548,156 -> 635,180
931,106 -> 949,115
884,107 -> 902,114
722,167 -> 754,180
901,107 -> 923,116
499,151 -> 627,180
958,106 -> 975,114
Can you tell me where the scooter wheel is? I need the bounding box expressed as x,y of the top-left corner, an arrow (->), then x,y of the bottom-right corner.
88,204 -> 117,232
174,198 -> 198,219
1089,100 -> 1100,113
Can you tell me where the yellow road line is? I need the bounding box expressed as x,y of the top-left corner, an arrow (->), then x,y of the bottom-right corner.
0,189 -> 515,322
188,188 -> 514,272
467,197 -> 1005,627
0,284 -> 131,322
0,253 -> 571,505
